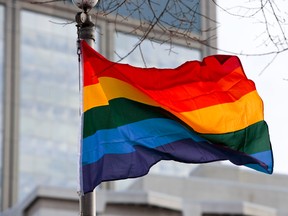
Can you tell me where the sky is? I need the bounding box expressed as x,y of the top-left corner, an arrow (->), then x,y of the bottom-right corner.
217,0 -> 288,174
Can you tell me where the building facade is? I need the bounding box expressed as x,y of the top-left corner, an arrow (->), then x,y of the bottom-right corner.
3,164 -> 288,216
0,0 -> 217,213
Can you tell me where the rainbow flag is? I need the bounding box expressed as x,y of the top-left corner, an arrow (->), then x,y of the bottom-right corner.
80,41 -> 273,194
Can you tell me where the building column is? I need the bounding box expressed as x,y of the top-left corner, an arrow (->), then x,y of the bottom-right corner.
201,1 -> 217,56
2,0 -> 21,210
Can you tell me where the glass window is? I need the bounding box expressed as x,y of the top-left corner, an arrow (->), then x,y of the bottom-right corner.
19,10 -> 100,201
0,4 -> 4,206
98,0 -> 201,34
115,32 -> 201,68
114,32 -> 201,190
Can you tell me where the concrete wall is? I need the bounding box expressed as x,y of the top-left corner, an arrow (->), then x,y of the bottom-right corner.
2,164 -> 286,216
137,164 -> 286,215
24,198 -> 79,216
103,204 -> 181,216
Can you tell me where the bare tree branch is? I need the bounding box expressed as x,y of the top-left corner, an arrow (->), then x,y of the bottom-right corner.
31,0 -> 68,4
29,0 -> 288,70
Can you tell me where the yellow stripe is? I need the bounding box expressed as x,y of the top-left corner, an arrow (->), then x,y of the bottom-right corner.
173,91 -> 263,133
83,84 -> 108,112
99,77 -> 159,106
83,77 -> 263,133
83,77 -> 159,112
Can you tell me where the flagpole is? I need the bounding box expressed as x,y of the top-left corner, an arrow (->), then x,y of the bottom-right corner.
74,1 -> 97,215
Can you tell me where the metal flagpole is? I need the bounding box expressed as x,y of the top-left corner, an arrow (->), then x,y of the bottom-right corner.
73,1 -> 98,215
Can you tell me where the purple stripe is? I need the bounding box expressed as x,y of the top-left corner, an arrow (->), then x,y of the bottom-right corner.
81,138 -> 267,193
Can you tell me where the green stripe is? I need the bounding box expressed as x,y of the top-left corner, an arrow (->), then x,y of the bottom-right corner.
83,98 -> 271,155
83,98 -> 169,138
199,121 -> 271,155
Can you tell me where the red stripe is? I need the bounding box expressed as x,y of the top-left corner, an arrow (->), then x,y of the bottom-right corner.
81,41 -> 101,86
81,41 -> 256,112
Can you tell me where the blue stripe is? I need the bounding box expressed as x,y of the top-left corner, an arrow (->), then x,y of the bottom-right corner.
82,118 -> 206,165
81,138 -> 271,193
247,150 -> 273,173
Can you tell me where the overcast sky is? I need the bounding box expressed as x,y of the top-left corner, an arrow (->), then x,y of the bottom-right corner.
217,0 -> 288,174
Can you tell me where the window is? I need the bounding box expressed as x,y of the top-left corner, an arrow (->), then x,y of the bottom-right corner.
98,0 -> 201,34
19,10 -> 86,200
115,32 -> 201,68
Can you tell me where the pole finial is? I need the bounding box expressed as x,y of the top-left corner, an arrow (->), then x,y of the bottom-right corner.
72,0 -> 98,12
75,12 -> 96,46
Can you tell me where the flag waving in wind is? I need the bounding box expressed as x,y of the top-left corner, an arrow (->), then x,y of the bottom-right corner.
80,41 -> 273,194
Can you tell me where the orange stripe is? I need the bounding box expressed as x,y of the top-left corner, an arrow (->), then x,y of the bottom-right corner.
83,77 -> 263,133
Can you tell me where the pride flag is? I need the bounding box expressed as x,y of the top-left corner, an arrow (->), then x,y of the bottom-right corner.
80,41 -> 273,194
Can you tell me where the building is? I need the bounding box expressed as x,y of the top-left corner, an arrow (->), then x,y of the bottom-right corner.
2,1 -> 285,216
3,164 -> 288,216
